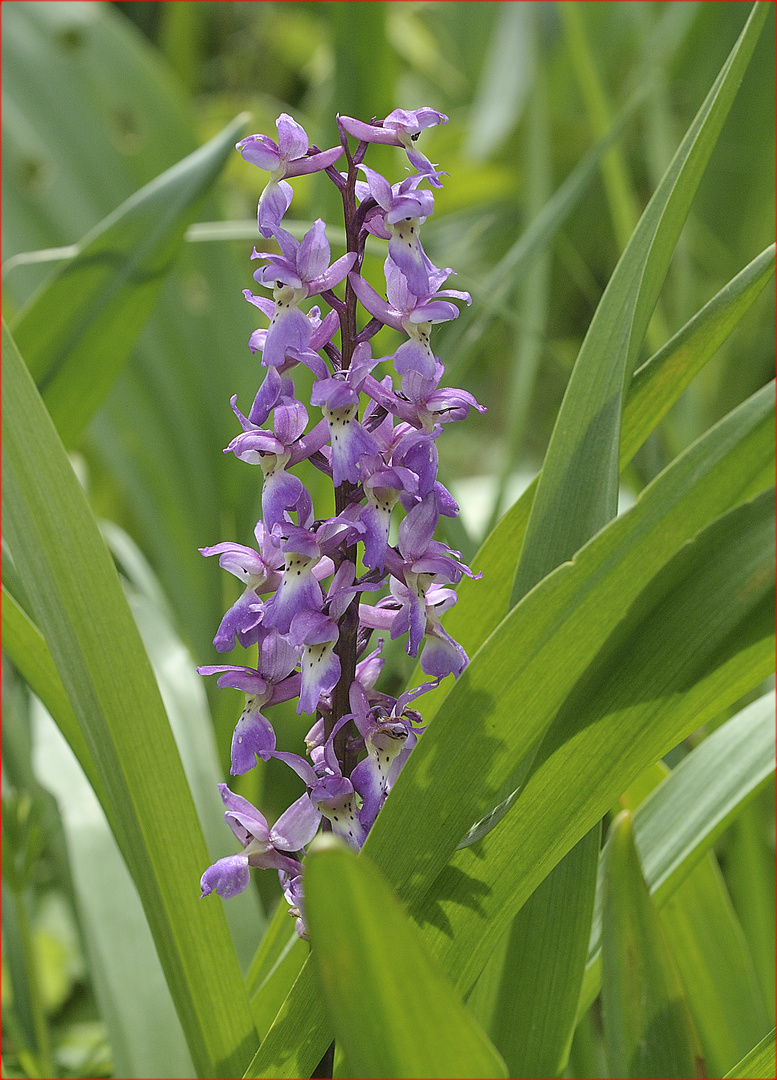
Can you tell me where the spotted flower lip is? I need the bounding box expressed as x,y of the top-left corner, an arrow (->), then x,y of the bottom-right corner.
198,637 -> 301,774
270,720 -> 369,849
198,521 -> 284,652
347,683 -> 418,831
245,298 -> 337,381
357,168 -> 438,297
261,526 -> 326,636
349,265 -> 470,377
249,220 -> 356,368
309,342 -> 382,486
289,610 -> 341,716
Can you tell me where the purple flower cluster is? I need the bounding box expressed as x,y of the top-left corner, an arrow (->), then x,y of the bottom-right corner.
199,109 -> 484,936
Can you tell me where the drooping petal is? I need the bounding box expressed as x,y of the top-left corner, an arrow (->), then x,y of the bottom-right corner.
284,144 -> 344,177
218,782 -> 271,841
198,665 -> 268,696
226,429 -> 285,463
348,271 -> 404,331
257,179 -> 293,238
398,492 -> 440,561
309,308 -> 341,351
307,250 -> 357,295
338,115 -> 403,146
257,626 -> 300,683
272,396 -> 309,446
200,853 -> 250,899
393,430 -> 440,500
243,289 -> 276,320
383,106 -> 449,136
419,624 -> 468,679
357,164 -> 394,210
246,368 -> 286,427
262,468 -> 314,531
231,703 -> 277,775
212,589 -> 265,652
262,298 -> 312,368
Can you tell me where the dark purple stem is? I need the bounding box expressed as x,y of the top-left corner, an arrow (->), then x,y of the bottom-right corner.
325,133 -> 368,764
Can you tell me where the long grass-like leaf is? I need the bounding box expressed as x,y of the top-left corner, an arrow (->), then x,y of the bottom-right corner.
579,691 -> 775,1019
433,244 -> 775,697
724,1030 -> 776,1079
11,114 -> 248,449
511,0 -> 768,603
661,853 -> 771,1075
601,810 -> 704,1078
2,323 -> 258,1077
306,838 -> 507,1079
2,586 -> 108,814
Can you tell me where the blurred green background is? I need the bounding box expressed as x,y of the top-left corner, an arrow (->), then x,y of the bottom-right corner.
2,4 -> 774,1075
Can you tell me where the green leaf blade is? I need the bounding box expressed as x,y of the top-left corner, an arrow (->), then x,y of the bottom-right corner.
622,242 -> 776,466
11,113 -> 248,448
2,322 -> 257,1077
511,0 -> 769,603
660,853 -> 771,1076
580,691 -> 777,1021
365,381 -> 774,917
305,837 -> 507,1080
416,486 -> 774,1003
487,827 -> 600,1077
724,1030 -> 776,1079
601,810 -> 704,1078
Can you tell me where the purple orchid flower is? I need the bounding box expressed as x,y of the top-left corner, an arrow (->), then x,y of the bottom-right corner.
272,720 -> 368,850
245,299 -> 338,385
261,525 -> 326,637
349,260 -> 470,378
237,114 -> 344,237
356,455 -> 418,572
199,521 -> 284,652
198,627 -> 300,774
200,785 -> 306,899
279,869 -> 308,938
226,394 -> 331,531
347,684 -> 420,831
288,610 -> 341,716
377,491 -> 476,656
288,555 -> 386,716
416,584 -> 468,679
308,342 -> 382,486
250,220 -> 355,369
362,361 -> 486,434
356,167 -> 438,297
359,578 -> 467,680
339,107 -> 448,186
